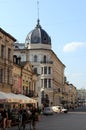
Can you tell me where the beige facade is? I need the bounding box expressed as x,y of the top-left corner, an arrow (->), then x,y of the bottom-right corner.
12,63 -> 21,93
0,28 -> 16,92
13,59 -> 38,100
62,82 -> 77,108
42,50 -> 65,106
14,48 -> 65,106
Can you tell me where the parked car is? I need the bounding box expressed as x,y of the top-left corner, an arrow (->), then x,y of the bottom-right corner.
43,107 -> 54,115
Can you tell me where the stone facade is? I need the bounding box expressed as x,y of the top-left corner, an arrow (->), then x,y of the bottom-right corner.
0,28 -> 16,92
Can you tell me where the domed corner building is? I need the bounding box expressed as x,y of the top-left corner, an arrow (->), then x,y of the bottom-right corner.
14,19 -> 65,107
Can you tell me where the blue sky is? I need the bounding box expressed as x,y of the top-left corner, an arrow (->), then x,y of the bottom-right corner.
0,0 -> 86,89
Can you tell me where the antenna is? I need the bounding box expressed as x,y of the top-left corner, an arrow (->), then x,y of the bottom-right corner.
37,0 -> 39,20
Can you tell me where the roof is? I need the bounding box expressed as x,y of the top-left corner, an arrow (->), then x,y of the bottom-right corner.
0,27 -> 16,42
25,19 -> 51,45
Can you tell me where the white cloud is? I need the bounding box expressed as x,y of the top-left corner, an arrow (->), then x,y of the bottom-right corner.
63,42 -> 85,52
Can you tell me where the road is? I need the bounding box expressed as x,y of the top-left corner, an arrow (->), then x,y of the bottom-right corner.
4,107 -> 86,130
37,112 -> 86,130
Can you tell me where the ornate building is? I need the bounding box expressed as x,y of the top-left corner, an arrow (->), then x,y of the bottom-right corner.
0,28 -> 16,92
13,56 -> 38,99
14,19 -> 65,107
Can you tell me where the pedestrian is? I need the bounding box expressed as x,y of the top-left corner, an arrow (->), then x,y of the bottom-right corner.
18,106 -> 27,130
7,107 -> 12,128
1,107 -> 8,130
0,112 -> 3,128
30,106 -> 38,130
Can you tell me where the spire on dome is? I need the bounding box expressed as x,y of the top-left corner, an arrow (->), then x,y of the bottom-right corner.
25,0 -> 51,46
37,1 -> 39,20
36,19 -> 41,28
36,1 -> 41,28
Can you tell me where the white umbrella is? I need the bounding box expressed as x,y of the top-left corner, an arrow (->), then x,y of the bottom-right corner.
7,93 -> 24,103
7,93 -> 36,104
0,91 -> 15,103
0,92 -> 36,104
17,94 -> 36,104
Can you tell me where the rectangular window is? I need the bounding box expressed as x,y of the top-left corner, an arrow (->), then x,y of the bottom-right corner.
8,48 -> 11,61
44,66 -> 47,74
41,67 -> 43,74
26,87 -> 28,95
7,68 -> 12,84
41,79 -> 43,87
48,67 -> 51,74
34,55 -> 37,62
44,78 -> 47,88
29,82 -> 31,90
1,45 -> 5,59
7,68 -> 10,84
0,68 -> 4,83
48,79 -> 51,88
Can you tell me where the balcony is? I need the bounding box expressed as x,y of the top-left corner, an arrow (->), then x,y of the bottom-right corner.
25,90 -> 38,98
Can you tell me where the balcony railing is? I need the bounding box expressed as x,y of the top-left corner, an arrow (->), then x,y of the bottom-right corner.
25,91 -> 38,98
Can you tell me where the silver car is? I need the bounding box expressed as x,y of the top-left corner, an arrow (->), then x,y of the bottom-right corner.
43,107 -> 54,115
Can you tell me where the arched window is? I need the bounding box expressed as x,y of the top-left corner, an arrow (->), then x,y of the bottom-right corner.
43,55 -> 47,63
34,55 -> 37,62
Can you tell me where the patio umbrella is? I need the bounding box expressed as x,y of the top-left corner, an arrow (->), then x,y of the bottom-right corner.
0,91 -> 15,103
17,94 -> 36,104
7,93 -> 24,103
7,93 -> 36,104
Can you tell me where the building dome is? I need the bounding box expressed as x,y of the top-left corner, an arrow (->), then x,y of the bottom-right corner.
25,19 -> 51,46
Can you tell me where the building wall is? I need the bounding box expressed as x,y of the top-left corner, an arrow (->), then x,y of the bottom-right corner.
14,47 -> 65,106
62,82 -> 77,108
12,64 -> 21,93
0,28 -> 16,93
12,61 -> 38,102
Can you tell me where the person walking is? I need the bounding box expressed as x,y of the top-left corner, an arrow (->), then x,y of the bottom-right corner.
1,107 -> 8,130
30,106 -> 38,130
18,106 -> 27,130
7,107 -> 12,128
